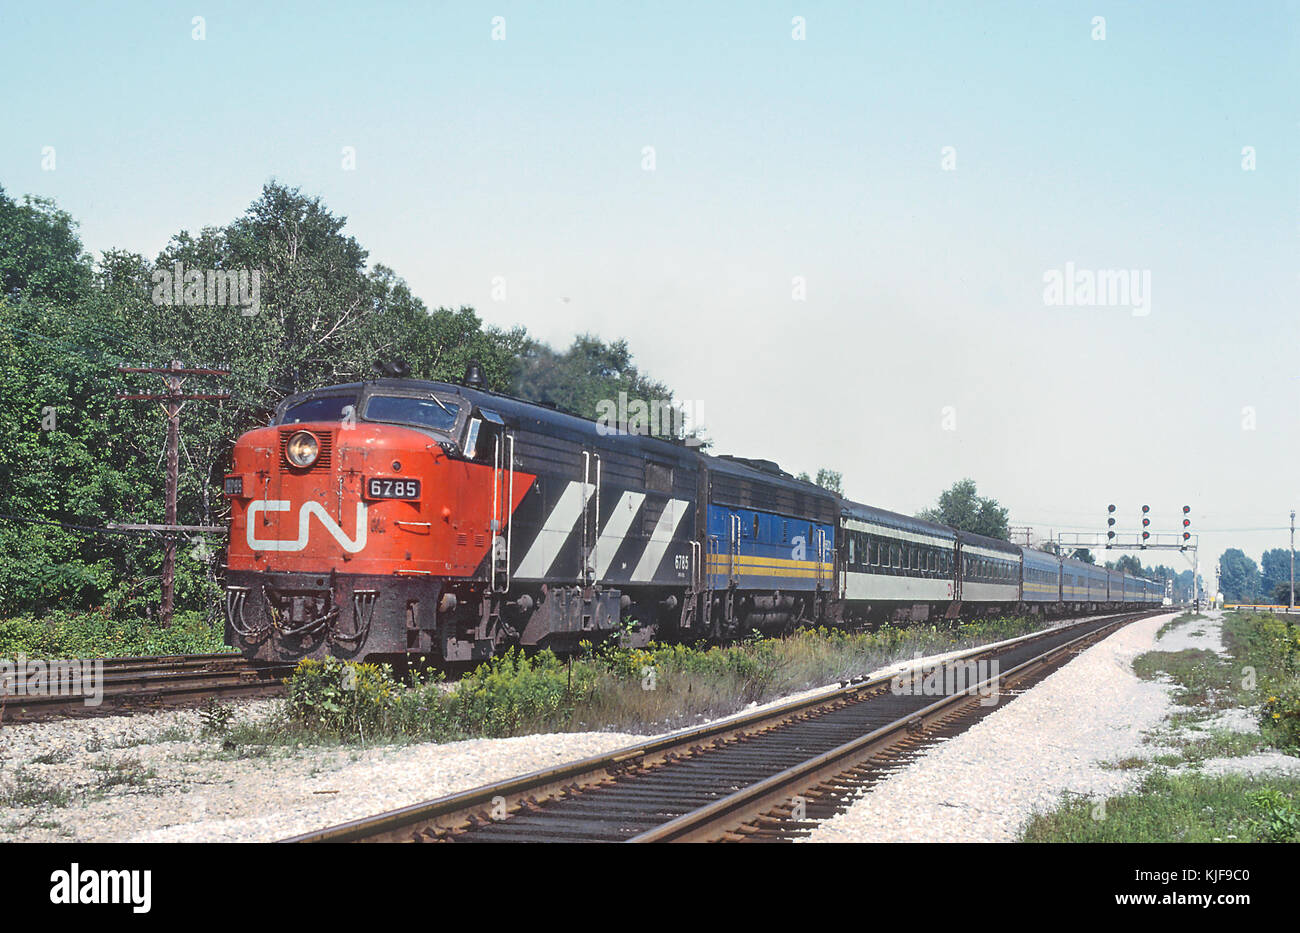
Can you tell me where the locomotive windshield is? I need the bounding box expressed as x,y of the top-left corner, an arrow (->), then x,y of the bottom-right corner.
364,394 -> 461,433
281,395 -> 357,424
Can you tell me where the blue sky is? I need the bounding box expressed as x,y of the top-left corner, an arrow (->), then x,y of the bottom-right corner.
3,1 -> 1298,586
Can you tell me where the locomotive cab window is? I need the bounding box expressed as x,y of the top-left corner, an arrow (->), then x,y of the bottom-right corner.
282,395 -> 357,425
462,407 -> 505,462
365,394 -> 461,434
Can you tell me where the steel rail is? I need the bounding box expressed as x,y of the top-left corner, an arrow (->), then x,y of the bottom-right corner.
0,655 -> 293,722
627,612 -> 1135,842
283,610 -> 1155,843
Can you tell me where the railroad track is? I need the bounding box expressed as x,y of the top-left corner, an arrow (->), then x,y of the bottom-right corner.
0,652 -> 294,722
285,610 -> 1156,843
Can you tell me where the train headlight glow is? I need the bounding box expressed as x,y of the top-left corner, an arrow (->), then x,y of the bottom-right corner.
286,431 -> 320,468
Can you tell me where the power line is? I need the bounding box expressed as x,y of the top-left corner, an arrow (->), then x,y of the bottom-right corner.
117,361 -> 230,626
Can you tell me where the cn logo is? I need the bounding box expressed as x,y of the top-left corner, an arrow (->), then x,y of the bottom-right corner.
247,501 -> 368,553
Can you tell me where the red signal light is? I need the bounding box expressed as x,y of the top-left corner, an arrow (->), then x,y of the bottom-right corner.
1142,517 -> 1150,527
1182,505 -> 1190,514
1142,505 -> 1150,513
1182,532 -> 1190,541
1183,518 -> 1190,527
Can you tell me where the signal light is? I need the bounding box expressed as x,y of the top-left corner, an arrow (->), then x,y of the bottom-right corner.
1108,504 -> 1116,513
1182,531 -> 1190,541
1142,517 -> 1150,527
1183,505 -> 1190,514
1141,504 -> 1150,513
1108,517 -> 1116,527
1183,518 -> 1190,527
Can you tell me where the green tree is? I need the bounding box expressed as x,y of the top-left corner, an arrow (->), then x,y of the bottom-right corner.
0,185 -> 93,304
796,468 -> 843,495
1070,548 -> 1095,564
917,479 -> 1009,539
1260,548 -> 1292,598
512,334 -> 700,443
1218,549 -> 1262,602
1107,554 -> 1145,576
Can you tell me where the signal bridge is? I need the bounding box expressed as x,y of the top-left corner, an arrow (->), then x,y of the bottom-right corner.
1056,532 -> 1198,551
1056,526 -> 1201,609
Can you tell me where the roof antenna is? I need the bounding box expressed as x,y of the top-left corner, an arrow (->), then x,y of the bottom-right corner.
463,359 -> 485,389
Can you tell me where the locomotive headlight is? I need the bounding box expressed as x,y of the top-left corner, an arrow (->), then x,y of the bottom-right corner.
286,430 -> 320,468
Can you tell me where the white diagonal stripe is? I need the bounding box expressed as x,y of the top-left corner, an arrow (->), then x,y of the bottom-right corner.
631,498 -> 689,581
594,491 -> 646,580
514,480 -> 593,579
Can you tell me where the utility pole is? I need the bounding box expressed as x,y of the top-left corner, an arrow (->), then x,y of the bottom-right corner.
117,361 -> 230,625
1291,509 -> 1295,611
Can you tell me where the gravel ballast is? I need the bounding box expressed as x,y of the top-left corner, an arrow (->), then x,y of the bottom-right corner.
0,617 -> 1097,842
4,610 -> 1291,842
805,609 -> 1300,842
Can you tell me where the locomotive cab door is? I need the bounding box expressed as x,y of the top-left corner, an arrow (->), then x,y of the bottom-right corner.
465,407 -> 514,592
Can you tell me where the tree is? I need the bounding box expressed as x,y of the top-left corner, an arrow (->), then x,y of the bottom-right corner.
1107,554 -> 1146,576
796,469 -> 843,495
1269,580 -> 1296,604
1070,548 -> 1095,564
1218,549 -> 1262,602
0,185 -> 93,304
512,334 -> 702,444
1260,548 -> 1292,599
917,479 -> 1009,539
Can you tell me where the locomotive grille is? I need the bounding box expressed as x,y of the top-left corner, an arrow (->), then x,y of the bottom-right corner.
279,429 -> 333,469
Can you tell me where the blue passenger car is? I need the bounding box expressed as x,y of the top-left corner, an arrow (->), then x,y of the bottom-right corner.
1020,547 -> 1061,603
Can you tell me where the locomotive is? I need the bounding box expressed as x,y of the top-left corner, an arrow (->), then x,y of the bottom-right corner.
222,369 -> 1163,662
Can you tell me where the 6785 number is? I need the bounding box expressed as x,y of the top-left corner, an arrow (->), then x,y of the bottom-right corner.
367,478 -> 421,499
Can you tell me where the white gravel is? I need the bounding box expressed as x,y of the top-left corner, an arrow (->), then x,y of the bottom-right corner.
803,612 -> 1178,843
0,704 -> 646,842
805,609 -> 1300,842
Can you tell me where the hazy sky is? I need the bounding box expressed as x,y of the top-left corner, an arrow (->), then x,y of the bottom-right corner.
3,1 -> 1297,586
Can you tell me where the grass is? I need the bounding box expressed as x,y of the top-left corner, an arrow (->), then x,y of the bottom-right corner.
0,767 -> 74,809
1023,609 -> 1300,842
225,615 -> 1058,751
1022,771 -> 1300,842
1132,648 -> 1238,708
1158,611 -> 1206,639
88,754 -> 157,792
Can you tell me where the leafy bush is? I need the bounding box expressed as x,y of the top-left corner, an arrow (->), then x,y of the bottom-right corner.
285,657 -> 401,738
1261,683 -> 1300,751
272,615 -> 1058,746
445,648 -> 589,737
1225,611 -> 1300,751
0,608 -> 227,658
1249,787 -> 1300,842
